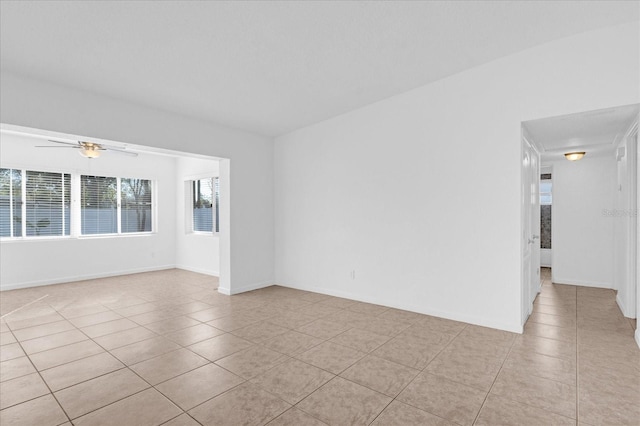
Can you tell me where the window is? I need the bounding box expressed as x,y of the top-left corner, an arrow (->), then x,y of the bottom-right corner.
25,171 -> 71,236
0,168 -> 23,237
121,178 -> 153,233
192,177 -> 219,233
540,174 -> 552,250
540,180 -> 552,205
1,168 -> 70,238
81,175 -> 153,235
81,175 -> 117,234
1,169 -> 153,239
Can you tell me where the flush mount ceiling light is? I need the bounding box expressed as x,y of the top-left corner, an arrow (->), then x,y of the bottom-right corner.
564,151 -> 585,161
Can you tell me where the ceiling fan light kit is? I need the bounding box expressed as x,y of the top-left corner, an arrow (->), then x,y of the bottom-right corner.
79,146 -> 102,158
36,140 -> 138,158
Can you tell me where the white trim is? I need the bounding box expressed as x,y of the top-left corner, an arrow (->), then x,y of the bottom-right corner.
522,126 -> 544,153
0,264 -> 176,291
616,293 -> 632,318
221,279 -> 274,296
183,172 -> 220,181
552,277 -> 612,288
278,282 -> 523,334
618,118 -> 639,148
635,328 -> 640,349
175,265 -> 219,277
540,248 -> 552,268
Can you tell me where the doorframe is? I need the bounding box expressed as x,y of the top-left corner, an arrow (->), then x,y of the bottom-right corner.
521,126 -> 543,326
636,117 -> 640,347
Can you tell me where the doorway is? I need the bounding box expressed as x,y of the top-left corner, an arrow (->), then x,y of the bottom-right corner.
521,104 -> 639,331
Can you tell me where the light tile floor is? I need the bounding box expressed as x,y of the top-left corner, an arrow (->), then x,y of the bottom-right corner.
0,268 -> 638,425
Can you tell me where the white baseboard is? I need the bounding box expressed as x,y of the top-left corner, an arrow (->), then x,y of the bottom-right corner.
175,264 -> 219,277
218,279 -> 273,296
552,277 -> 612,288
0,264 -> 177,291
275,282 -> 523,334
226,280 -> 274,295
616,293 -> 631,318
636,328 -> 640,349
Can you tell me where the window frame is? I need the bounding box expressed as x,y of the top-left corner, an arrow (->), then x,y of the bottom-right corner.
1,166 -> 73,241
540,178 -> 552,206
186,175 -> 219,236
80,174 -> 156,237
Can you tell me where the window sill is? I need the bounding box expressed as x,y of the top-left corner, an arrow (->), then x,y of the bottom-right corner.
187,231 -> 219,237
1,236 -> 72,243
78,232 -> 156,239
1,232 -> 156,242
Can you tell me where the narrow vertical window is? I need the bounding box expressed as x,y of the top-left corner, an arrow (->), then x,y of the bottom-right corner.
540,174 -> 552,249
214,177 -> 220,233
192,177 -> 218,233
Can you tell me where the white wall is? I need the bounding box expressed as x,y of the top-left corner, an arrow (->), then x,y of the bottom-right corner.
274,22 -> 639,333
175,156 -> 220,276
0,72 -> 275,295
0,132 -> 177,290
550,155 -> 616,288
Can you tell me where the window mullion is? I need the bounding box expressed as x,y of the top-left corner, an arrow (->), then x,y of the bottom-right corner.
116,178 -> 122,234
21,170 -> 26,237
61,173 -> 65,236
71,174 -> 81,237
8,170 -> 14,238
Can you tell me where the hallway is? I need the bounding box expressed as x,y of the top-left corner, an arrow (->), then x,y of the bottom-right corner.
522,267 -> 639,424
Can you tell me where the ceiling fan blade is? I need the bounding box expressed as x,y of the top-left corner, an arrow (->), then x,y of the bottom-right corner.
47,139 -> 80,146
107,148 -> 138,157
35,145 -> 80,148
96,142 -> 128,150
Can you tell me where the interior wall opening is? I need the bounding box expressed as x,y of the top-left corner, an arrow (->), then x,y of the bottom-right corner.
0,124 -> 229,294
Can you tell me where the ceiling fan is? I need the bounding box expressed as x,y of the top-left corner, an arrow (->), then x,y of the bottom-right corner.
36,140 -> 138,159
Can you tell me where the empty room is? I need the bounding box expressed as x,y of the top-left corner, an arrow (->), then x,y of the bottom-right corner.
0,1 -> 638,425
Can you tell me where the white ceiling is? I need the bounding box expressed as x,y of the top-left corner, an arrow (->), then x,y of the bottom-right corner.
524,104 -> 639,161
1,1 -> 638,137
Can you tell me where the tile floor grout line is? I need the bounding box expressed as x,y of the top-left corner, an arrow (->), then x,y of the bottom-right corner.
3,270 -> 637,424
0,295 -> 50,320
66,386 -> 157,423
47,305 -> 190,422
469,323 -> 523,424
1,321 -> 73,424
361,322 -> 470,424
56,290 -> 232,422
157,412 -> 204,426
473,281 -> 579,423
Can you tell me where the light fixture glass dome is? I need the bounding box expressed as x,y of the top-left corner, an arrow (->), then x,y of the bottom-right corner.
79,147 -> 101,158
564,151 -> 585,161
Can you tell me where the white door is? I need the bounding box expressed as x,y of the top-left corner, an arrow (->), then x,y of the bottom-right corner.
522,135 -> 541,325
